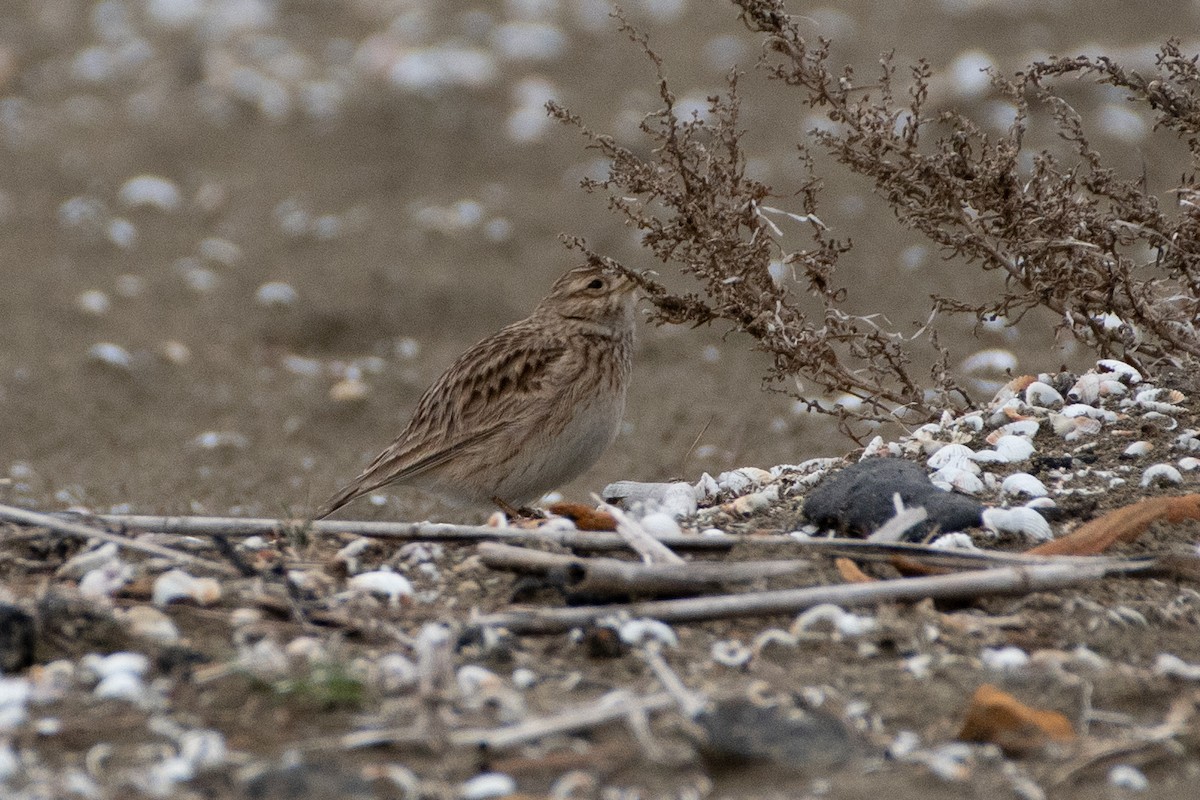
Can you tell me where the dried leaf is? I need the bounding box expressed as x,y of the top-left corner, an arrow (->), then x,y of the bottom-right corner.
958,683 -> 1076,756
1027,494 -> 1200,556
835,557 -> 875,583
548,502 -> 617,531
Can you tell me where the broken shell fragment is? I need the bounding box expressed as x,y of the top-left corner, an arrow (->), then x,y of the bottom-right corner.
981,507 -> 1053,541
1140,463 -> 1183,487
152,569 -> 221,607
1000,473 -> 1048,498
1023,381 -> 1063,409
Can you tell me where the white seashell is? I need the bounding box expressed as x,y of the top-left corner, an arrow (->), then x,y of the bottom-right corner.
693,472 -> 720,502
930,532 -> 977,550
981,645 -> 1030,671
1052,415 -> 1102,441
716,467 -> 773,495
1179,457 -> 1200,471
378,654 -> 418,693
953,413 -> 985,432
1175,430 -> 1200,452
192,431 -> 249,450
1059,403 -> 1106,419
1135,387 -> 1186,414
981,507 -> 1053,541
710,640 -> 753,667
460,773 -> 517,800
792,604 -> 876,636
79,561 -> 134,600
1140,463 -> 1183,487
1024,496 -> 1057,509
94,672 -> 145,702
1140,411 -> 1179,431
961,348 -> 1017,375
255,281 -> 298,308
76,289 -> 111,316
1023,381 -> 1064,408
987,419 -> 1039,441
927,443 -> 977,470
348,570 -> 413,606
1001,473 -> 1048,498
639,511 -> 683,536
1153,653 -> 1200,680
618,618 -> 678,648
969,449 -> 1009,463
57,542 -> 121,579
118,175 -> 181,212
153,569 -> 220,607
1122,441 -> 1153,457
656,483 -> 699,518
87,342 -> 133,371
329,377 -> 369,403
931,465 -> 983,495
1096,359 -> 1142,384
85,651 -> 150,680
121,606 -> 180,644
457,665 -> 503,696
992,435 -> 1035,462
179,729 -> 227,770
860,435 -> 888,458
1108,765 -> 1149,792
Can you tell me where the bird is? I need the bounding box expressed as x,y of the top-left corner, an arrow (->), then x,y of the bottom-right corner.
316,262 -> 639,519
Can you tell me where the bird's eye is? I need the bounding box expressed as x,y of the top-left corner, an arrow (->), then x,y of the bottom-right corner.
587,278 -> 605,290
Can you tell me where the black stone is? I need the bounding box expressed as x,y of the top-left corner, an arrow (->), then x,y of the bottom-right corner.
0,604 -> 35,672
697,697 -> 857,770
803,457 -> 983,540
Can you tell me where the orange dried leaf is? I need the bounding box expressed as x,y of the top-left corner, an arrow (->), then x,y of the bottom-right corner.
547,502 -> 617,531
1027,494 -> 1200,556
835,557 -> 875,583
958,683 -> 1075,756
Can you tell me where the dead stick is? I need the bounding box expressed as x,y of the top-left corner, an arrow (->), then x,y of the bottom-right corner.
82,513 -> 735,550
475,560 -> 1153,634
477,541 -> 812,597
448,691 -> 676,749
0,504 -> 240,576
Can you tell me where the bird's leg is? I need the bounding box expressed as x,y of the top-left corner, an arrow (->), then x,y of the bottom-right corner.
490,495 -> 523,519
490,496 -> 546,521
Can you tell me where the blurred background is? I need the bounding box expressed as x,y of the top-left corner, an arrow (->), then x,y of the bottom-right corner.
0,0 -> 1194,519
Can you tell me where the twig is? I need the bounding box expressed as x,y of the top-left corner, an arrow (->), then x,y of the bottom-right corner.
477,542 -> 812,598
475,560 -> 1154,634
597,496 -> 685,565
82,513 -> 737,551
447,690 -> 676,749
0,503 -> 240,576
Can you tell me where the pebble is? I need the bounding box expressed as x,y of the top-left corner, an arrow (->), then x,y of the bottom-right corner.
255,281 -> 299,307
118,174 -> 182,212
76,289 -> 112,316
347,569 -> 413,607
460,773 -> 517,800
87,342 -> 134,371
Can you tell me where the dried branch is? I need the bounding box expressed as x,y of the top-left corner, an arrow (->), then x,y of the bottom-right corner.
0,503 -> 240,576
475,560 -> 1153,634
477,541 -> 812,598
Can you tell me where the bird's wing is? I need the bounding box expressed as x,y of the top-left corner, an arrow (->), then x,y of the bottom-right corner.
317,322 -> 569,518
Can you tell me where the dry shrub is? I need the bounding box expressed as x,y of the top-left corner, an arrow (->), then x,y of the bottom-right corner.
552,0 -> 1200,430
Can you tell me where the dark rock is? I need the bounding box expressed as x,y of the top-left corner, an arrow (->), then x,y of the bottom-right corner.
803,458 -> 983,540
697,696 -> 858,770
0,604 -> 36,672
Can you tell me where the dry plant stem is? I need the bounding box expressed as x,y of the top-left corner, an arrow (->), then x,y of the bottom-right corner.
600,497 -> 685,565
82,512 -> 735,551
477,560 -> 1153,634
476,541 -> 812,598
0,503 -> 239,576
448,691 -> 676,750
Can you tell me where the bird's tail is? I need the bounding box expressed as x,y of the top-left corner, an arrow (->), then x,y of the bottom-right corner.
314,482 -> 365,520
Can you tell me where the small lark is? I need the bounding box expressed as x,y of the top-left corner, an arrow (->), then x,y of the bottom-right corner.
317,263 -> 639,518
